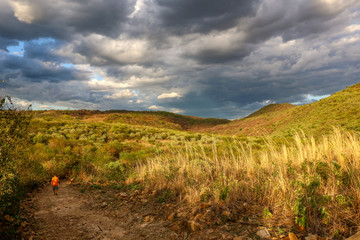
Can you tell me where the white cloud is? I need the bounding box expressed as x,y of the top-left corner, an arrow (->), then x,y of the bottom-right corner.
157,92 -> 182,99
129,0 -> 144,18
77,34 -> 156,65
170,108 -> 185,114
88,79 -> 129,91
9,0 -> 39,24
148,105 -> 161,110
104,90 -> 134,99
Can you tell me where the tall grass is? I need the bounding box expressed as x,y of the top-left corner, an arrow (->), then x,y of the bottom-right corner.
135,128 -> 360,235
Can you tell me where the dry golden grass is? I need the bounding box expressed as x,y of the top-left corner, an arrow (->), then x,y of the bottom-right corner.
135,127 -> 360,234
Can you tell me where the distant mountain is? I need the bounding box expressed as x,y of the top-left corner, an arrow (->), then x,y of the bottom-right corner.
206,83 -> 360,136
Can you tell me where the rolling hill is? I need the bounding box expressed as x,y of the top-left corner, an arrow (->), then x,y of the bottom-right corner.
32,109 -> 230,131
206,83 -> 360,136
32,83 -> 360,137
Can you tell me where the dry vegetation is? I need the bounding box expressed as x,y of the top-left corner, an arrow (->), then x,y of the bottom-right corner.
134,128 -> 360,235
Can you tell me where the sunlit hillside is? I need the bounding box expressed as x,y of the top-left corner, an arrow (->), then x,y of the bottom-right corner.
33,109 -> 230,131
207,83 -> 360,136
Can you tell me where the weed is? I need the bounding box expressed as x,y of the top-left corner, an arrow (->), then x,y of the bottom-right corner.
158,189 -> 173,203
89,184 -> 101,190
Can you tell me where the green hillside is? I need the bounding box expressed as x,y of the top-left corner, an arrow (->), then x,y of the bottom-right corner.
245,103 -> 296,118
33,109 -> 230,131
207,83 -> 360,136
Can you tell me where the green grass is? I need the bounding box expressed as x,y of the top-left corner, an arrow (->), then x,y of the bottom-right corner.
208,83 -> 360,137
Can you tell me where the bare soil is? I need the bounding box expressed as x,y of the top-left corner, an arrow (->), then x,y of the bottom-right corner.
21,181 -> 177,239
19,180 -> 300,240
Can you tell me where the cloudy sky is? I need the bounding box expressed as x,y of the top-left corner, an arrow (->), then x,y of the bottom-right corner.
0,0 -> 359,119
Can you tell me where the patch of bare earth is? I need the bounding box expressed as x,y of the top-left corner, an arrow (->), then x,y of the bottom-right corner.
21,181 -> 176,239
20,181 -> 313,240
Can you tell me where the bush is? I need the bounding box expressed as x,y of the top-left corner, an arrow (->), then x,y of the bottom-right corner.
0,96 -> 32,238
105,161 -> 126,181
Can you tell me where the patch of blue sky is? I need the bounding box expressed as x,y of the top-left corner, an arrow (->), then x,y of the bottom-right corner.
306,94 -> 330,101
31,37 -> 56,44
92,73 -> 104,81
291,94 -> 330,105
61,63 -> 75,69
7,41 -> 24,56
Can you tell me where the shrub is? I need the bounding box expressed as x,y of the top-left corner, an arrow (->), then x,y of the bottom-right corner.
0,96 -> 32,238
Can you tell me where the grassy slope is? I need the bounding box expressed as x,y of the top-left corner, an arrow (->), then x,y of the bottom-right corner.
33,110 -> 230,131
207,83 -> 360,136
32,83 -> 360,137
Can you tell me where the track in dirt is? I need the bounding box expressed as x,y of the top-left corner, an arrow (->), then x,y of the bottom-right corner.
28,181 -> 175,240
22,181 -> 276,240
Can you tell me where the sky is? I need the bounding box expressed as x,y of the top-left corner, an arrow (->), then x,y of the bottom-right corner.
0,0 -> 359,119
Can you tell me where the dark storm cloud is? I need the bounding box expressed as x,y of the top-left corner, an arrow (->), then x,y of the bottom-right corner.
156,0 -> 259,34
184,43 -> 255,64
0,54 -> 89,83
0,37 -> 18,51
185,0 -> 355,64
0,1 -> 55,40
247,0 -> 352,43
63,0 -> 132,38
0,0 -> 133,41
0,0 -> 359,119
23,39 -> 66,62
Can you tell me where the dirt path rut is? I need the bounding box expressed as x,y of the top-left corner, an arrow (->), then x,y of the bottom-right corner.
25,181 -> 175,240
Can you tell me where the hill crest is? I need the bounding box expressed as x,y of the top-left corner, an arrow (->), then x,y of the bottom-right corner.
206,83 -> 360,136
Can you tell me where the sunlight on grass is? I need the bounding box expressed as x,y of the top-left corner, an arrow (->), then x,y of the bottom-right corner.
135,127 -> 360,233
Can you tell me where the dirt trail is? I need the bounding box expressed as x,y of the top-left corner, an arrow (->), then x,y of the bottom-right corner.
24,181 -> 176,240
21,181 -> 281,240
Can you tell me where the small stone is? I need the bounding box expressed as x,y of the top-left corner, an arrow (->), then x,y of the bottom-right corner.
170,232 -> 178,239
4,215 -> 14,222
289,233 -> 299,240
119,192 -> 128,197
201,203 -> 210,208
305,234 -> 317,240
256,228 -> 270,238
144,215 -> 155,223
193,213 -> 203,221
167,212 -> 176,220
207,229 -> 214,234
21,221 -> 29,227
233,237 -> 245,240
346,232 -> 360,240
187,220 -> 202,232
222,210 -> 231,217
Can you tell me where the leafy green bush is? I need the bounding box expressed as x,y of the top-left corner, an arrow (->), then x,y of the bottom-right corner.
0,96 -> 32,238
105,161 -> 126,181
